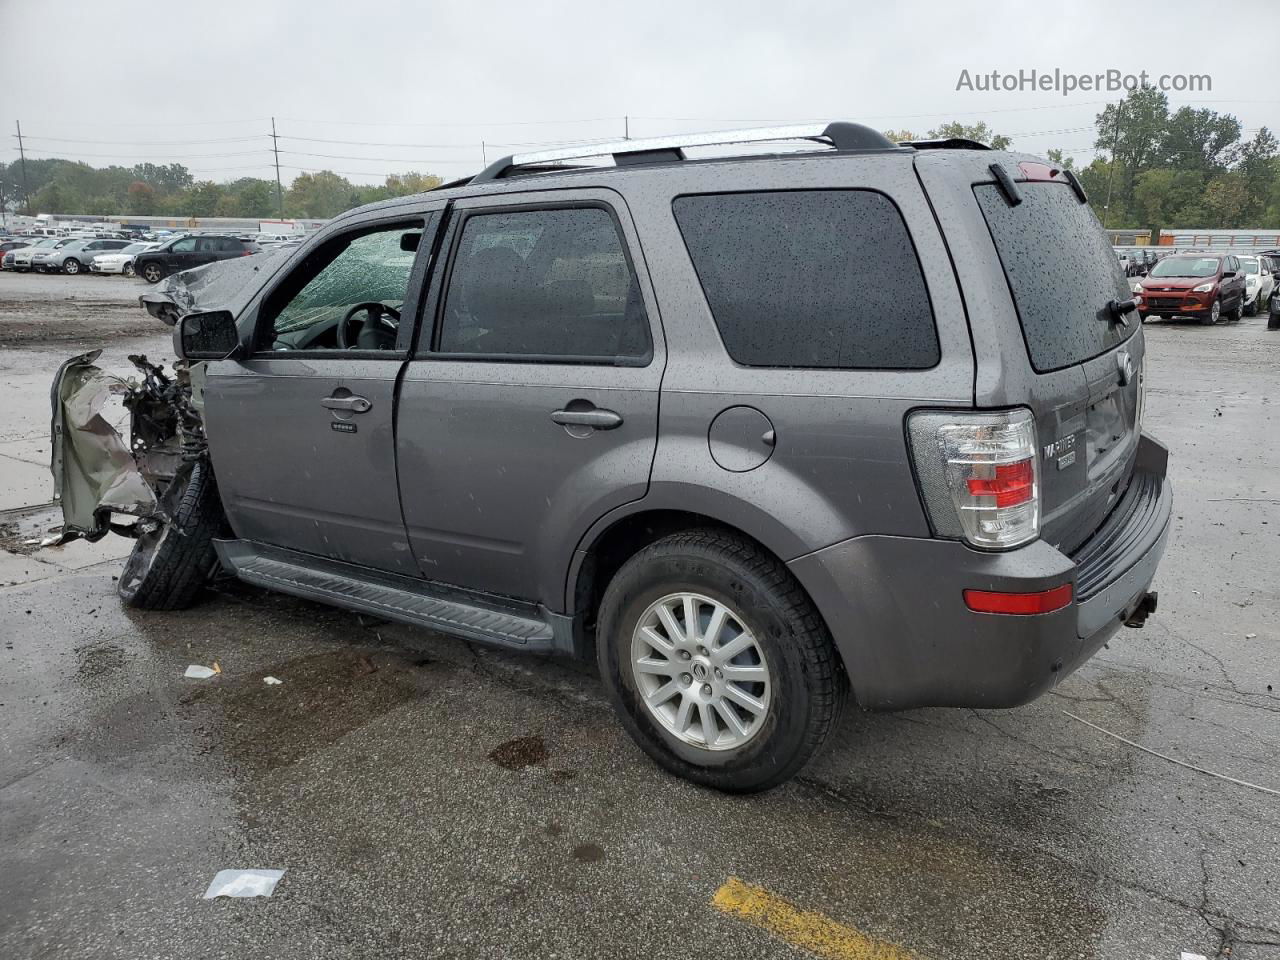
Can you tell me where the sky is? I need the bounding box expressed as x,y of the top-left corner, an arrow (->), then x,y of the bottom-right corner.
1,0 -> 1271,186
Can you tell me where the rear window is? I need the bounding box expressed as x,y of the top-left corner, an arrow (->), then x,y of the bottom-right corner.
672,190 -> 939,369
975,181 -> 1132,372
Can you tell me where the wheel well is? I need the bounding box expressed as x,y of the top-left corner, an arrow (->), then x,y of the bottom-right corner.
572,510 -> 783,637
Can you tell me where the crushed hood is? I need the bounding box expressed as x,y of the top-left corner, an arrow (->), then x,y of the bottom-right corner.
139,248 -> 290,325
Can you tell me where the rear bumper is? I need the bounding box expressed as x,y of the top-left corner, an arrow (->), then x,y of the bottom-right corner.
789,434 -> 1172,710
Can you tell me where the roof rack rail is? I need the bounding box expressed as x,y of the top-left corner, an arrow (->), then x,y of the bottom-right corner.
470,121 -> 899,183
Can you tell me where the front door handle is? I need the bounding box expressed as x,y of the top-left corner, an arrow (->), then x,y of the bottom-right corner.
550,407 -> 623,430
321,395 -> 372,413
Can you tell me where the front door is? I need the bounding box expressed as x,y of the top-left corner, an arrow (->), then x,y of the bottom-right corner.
203,211 -> 440,575
397,190 -> 663,605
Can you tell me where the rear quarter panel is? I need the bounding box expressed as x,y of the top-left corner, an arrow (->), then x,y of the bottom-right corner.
608,153 -> 974,562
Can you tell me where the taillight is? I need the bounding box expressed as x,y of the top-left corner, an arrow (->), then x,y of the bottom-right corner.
907,408 -> 1040,549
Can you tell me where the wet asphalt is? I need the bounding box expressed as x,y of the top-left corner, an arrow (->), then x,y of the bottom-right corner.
1,271 -> 1278,959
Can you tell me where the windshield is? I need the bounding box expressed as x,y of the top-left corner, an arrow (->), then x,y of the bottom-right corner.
1150,257 -> 1219,278
122,243 -> 147,254
1241,259 -> 1259,274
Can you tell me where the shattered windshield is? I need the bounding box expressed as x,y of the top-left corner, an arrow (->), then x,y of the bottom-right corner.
269,225 -> 421,348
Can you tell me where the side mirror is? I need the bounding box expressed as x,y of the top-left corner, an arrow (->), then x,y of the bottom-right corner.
1222,270 -> 1236,278
176,310 -> 241,360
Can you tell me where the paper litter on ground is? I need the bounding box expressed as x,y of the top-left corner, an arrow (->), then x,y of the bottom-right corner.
203,868 -> 286,899
184,665 -> 217,679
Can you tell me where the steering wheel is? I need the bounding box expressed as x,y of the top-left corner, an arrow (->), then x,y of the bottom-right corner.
337,301 -> 401,349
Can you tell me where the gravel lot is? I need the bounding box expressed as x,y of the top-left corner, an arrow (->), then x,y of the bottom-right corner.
1,269 -> 1278,960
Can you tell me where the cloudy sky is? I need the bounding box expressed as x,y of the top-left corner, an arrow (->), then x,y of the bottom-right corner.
1,0 -> 1269,185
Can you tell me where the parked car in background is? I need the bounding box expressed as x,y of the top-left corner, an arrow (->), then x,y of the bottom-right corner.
90,242 -> 158,276
133,234 -> 259,284
1237,255 -> 1274,316
8,237 -> 73,272
32,238 -> 133,275
1137,254 -> 1247,324
53,124 -> 1170,792
0,239 -> 32,262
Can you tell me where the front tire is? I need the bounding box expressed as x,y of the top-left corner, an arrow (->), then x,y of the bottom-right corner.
596,529 -> 845,792
63,258 -> 81,275
141,262 -> 165,284
118,460 -> 224,610
122,261 -> 135,277
1202,298 -> 1221,325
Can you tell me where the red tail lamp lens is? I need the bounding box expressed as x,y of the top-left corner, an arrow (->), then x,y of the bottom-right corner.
966,459 -> 1035,507
964,584 -> 1074,615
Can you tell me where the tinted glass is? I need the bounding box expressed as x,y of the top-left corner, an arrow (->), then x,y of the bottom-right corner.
672,190 -> 938,369
265,224 -> 420,350
975,182 -> 1131,373
171,237 -> 197,252
437,207 -> 649,361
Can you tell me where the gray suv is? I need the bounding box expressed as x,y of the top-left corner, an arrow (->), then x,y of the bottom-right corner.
51,123 -> 1171,792
33,237 -> 133,274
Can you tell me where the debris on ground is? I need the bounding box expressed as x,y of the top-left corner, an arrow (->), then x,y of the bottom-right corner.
263,676 -> 283,685
184,665 -> 217,680
202,869 -> 286,899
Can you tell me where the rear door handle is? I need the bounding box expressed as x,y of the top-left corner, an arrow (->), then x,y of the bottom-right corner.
321,395 -> 372,413
550,407 -> 623,430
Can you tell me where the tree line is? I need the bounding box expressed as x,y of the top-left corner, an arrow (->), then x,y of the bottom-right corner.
3,91 -> 1276,231
888,90 -> 1280,232
0,159 -> 442,221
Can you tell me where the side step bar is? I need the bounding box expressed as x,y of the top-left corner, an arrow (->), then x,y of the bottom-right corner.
215,539 -> 575,655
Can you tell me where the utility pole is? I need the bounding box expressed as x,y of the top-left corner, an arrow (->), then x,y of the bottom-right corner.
624,115 -> 630,140
481,140 -> 487,165
1102,99 -> 1125,230
15,120 -> 30,214
270,117 -> 284,219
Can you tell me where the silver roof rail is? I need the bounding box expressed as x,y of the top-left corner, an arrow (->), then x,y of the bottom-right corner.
471,121 -> 899,183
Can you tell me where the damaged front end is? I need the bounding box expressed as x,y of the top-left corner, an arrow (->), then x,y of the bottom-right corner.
50,350 -> 208,545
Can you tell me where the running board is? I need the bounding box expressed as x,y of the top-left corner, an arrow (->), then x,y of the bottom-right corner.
215,539 -> 570,654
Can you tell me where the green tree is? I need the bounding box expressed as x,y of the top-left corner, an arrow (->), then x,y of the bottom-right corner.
285,171 -> 362,218
1201,173 -> 1250,227
1161,107 -> 1241,173
926,121 -> 1011,149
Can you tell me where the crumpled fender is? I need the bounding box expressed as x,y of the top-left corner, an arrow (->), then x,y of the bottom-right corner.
50,350 -> 157,542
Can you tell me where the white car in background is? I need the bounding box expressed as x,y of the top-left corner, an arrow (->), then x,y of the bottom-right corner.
90,242 -> 158,277
1237,255 -> 1274,316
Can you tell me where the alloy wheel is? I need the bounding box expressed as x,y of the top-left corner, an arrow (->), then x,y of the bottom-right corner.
630,592 -> 771,751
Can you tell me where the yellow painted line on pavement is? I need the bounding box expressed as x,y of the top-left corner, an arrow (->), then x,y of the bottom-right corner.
712,877 -> 918,960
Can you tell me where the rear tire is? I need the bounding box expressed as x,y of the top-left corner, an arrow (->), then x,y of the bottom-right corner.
1225,295 -> 1242,322
118,461 -> 224,610
596,528 -> 846,792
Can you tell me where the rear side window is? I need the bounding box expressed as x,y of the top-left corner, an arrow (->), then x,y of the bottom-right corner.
672,190 -> 939,369
437,206 -> 650,363
975,181 -> 1131,372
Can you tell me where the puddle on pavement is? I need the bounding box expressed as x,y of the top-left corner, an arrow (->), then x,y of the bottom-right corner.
488,734 -> 548,770
183,648 -> 430,772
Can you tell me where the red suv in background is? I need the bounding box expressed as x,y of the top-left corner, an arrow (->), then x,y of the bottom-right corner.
1137,254 -> 1247,325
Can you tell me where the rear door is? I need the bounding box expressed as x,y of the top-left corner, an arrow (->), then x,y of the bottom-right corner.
396,188 -> 663,604
916,153 -> 1142,554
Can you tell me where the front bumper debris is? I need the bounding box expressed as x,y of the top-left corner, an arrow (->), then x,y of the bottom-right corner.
50,351 -> 207,545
